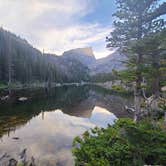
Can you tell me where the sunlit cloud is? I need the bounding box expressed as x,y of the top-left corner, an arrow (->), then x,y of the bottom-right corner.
37,24 -> 112,57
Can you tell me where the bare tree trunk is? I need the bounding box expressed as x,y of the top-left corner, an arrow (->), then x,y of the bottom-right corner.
134,85 -> 142,121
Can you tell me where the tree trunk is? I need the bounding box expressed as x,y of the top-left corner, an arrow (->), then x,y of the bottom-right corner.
134,51 -> 143,121
152,54 -> 160,99
134,13 -> 143,120
134,84 -> 142,121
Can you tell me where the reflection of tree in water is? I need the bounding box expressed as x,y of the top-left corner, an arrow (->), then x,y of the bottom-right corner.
0,86 -> 90,137
0,85 -> 133,138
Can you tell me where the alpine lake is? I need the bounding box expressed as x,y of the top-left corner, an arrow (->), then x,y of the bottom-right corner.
0,85 -> 133,166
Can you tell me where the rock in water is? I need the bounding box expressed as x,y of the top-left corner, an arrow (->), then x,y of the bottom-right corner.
18,97 -> 28,102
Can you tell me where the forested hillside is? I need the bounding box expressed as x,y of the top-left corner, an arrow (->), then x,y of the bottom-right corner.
0,28 -> 89,86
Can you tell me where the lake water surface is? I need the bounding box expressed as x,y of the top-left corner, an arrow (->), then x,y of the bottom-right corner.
0,85 -> 133,166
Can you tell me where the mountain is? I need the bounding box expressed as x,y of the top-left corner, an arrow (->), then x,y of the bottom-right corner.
0,28 -> 126,85
0,28 -> 89,84
62,47 -> 126,75
44,53 -> 89,82
63,47 -> 96,67
90,51 -> 126,75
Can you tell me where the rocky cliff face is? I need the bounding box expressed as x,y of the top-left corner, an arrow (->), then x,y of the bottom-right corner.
44,53 -> 89,82
63,47 -> 96,67
62,47 -> 126,75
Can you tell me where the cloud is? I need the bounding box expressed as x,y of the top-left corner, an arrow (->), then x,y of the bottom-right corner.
0,0 -> 112,58
0,0 -> 93,32
37,24 -> 112,56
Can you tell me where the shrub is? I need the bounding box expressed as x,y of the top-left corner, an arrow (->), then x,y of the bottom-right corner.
72,119 -> 166,166
111,85 -> 127,93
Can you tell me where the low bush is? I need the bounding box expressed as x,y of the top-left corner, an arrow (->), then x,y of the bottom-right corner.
111,85 -> 127,93
73,119 -> 166,166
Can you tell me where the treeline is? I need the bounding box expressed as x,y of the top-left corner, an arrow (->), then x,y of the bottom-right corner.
90,72 -> 116,82
0,28 -> 55,84
0,28 -> 89,87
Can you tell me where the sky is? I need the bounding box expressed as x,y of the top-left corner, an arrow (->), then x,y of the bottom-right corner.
0,0 -> 116,59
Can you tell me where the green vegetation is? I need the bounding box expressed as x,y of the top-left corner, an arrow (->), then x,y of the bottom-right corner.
90,73 -> 116,83
73,118 -> 166,166
106,0 -> 166,112
89,85 -> 132,97
111,85 -> 127,93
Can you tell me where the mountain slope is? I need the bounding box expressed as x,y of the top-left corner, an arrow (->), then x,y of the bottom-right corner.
90,51 -> 126,75
62,47 -> 126,75
0,28 -> 89,84
44,53 -> 89,82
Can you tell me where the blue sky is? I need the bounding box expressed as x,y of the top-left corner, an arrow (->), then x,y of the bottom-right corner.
0,0 -> 116,59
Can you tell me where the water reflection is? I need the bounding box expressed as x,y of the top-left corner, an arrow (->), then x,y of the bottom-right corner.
0,85 -> 133,166
0,108 -> 117,166
90,106 -> 117,127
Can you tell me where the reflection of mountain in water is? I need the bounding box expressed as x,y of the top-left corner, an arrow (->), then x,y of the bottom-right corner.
90,106 -> 117,127
0,85 -> 133,138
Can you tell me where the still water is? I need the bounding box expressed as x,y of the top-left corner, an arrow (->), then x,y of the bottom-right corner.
0,85 -> 133,166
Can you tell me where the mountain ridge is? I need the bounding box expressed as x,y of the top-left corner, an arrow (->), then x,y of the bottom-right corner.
0,28 -> 125,85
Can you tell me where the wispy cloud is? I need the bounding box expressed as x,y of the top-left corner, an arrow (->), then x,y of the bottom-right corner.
0,0 -> 112,58
38,24 -> 112,55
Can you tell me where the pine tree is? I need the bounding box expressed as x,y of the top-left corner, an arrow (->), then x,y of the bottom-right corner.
106,0 -> 166,115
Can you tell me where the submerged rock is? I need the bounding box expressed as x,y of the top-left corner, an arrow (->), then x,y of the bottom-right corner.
18,97 -> 28,102
12,137 -> 20,140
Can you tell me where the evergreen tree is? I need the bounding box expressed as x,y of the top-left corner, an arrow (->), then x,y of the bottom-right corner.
106,0 -> 166,114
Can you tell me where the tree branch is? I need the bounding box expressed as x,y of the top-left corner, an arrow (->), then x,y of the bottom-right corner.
144,2 -> 166,22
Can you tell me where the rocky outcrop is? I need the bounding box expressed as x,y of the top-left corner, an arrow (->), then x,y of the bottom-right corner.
63,47 -> 96,67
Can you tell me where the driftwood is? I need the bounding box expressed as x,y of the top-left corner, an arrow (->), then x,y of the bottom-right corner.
141,77 -> 166,111
124,105 -> 136,113
125,105 -> 150,121
0,95 -> 10,101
